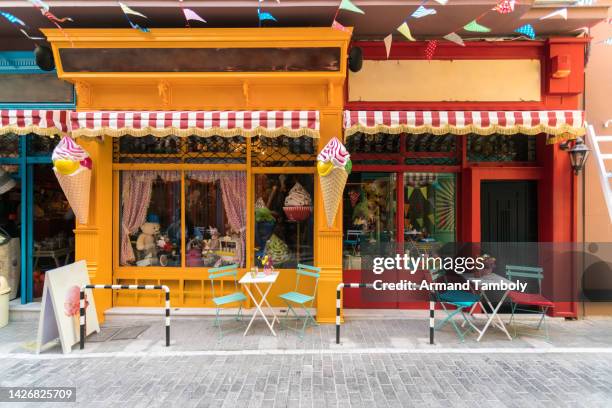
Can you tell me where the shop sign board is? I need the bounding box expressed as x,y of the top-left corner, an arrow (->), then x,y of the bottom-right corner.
35,260 -> 99,354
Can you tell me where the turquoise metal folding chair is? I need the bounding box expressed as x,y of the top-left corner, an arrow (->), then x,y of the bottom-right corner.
343,230 -> 362,255
279,264 -> 320,338
429,269 -> 481,342
208,264 -> 247,338
506,265 -> 554,341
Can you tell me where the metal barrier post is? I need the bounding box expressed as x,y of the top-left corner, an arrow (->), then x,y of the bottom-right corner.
80,284 -> 171,350
335,283 -> 373,345
429,291 -> 435,345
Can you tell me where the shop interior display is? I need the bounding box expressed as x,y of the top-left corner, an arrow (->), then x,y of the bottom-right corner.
32,165 -> 75,297
344,173 -> 396,255
254,174 -> 314,268
121,173 -> 181,267
120,170 -> 246,268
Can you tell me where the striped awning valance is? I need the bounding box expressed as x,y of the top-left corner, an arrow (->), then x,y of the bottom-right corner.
70,110 -> 320,138
0,110 -> 70,136
344,110 -> 585,143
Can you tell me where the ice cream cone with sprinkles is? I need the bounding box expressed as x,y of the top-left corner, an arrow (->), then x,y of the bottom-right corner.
317,137 -> 352,228
52,136 -> 92,225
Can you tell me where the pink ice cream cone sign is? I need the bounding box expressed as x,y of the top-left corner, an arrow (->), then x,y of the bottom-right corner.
52,137 -> 93,224
64,285 -> 88,317
317,137 -> 352,227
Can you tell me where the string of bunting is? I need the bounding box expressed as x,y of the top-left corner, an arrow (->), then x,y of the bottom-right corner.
0,9 -> 47,41
28,0 -> 73,44
387,0 -> 573,61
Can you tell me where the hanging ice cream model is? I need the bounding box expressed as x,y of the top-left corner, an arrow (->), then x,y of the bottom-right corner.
52,137 -> 92,225
317,137 -> 352,227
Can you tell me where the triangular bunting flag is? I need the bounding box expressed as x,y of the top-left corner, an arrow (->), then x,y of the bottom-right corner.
572,26 -> 589,35
433,0 -> 448,4
463,20 -> 491,33
494,0 -> 515,14
339,0 -> 365,15
420,186 -> 428,199
397,22 -> 416,41
425,40 -> 438,60
601,37 -> 612,45
407,186 -> 414,199
20,29 -> 45,40
258,9 -> 277,22
540,8 -> 568,20
331,19 -> 348,32
28,0 -> 50,12
43,12 -> 73,23
183,8 -> 206,23
383,34 -> 393,58
0,11 -> 26,26
128,20 -> 149,33
411,6 -> 437,18
515,24 -> 536,39
443,32 -> 465,46
119,2 -> 148,19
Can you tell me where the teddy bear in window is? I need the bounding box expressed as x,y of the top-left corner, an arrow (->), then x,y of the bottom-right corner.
136,215 -> 161,265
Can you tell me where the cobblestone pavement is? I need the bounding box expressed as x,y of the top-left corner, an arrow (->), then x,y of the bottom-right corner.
2,316 -> 612,407
1,352 -> 612,407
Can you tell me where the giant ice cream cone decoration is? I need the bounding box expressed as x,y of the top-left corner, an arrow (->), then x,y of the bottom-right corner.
52,136 -> 92,225
317,137 -> 352,228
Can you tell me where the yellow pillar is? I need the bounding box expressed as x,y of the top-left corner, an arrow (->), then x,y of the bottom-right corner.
315,110 -> 344,323
74,137 -> 113,323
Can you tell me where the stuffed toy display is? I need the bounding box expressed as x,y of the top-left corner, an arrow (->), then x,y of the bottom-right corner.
136,214 -> 161,262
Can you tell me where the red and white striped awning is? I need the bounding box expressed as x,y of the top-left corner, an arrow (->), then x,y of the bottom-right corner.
344,110 -> 585,143
70,110 -> 320,138
0,110 -> 70,136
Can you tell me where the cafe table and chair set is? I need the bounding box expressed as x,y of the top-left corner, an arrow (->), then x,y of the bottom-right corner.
205,260 -> 552,343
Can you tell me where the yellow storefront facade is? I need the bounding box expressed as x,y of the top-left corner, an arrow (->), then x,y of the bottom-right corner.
43,27 -> 352,323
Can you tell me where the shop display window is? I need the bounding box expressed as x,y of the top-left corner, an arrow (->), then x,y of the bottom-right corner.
251,136 -> 317,167
119,171 -> 181,267
0,134 -> 19,158
404,173 -> 456,253
342,173 -> 396,269
467,134 -> 536,162
0,165 -> 20,235
185,171 -> 246,268
346,133 -> 400,155
114,136 -> 247,164
346,133 -> 459,165
254,174 -> 314,268
115,136 -> 181,163
185,136 -> 247,164
28,135 -> 61,156
404,134 -> 458,165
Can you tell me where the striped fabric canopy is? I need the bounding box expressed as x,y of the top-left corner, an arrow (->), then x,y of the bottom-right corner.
0,110 -> 70,136
69,110 -> 320,138
344,110 -> 585,143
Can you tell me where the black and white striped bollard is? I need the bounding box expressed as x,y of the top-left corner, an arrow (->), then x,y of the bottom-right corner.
80,284 -> 171,350
335,282 -> 373,344
429,291 -> 435,345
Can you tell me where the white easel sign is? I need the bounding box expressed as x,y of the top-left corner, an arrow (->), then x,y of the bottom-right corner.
36,260 -> 100,354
